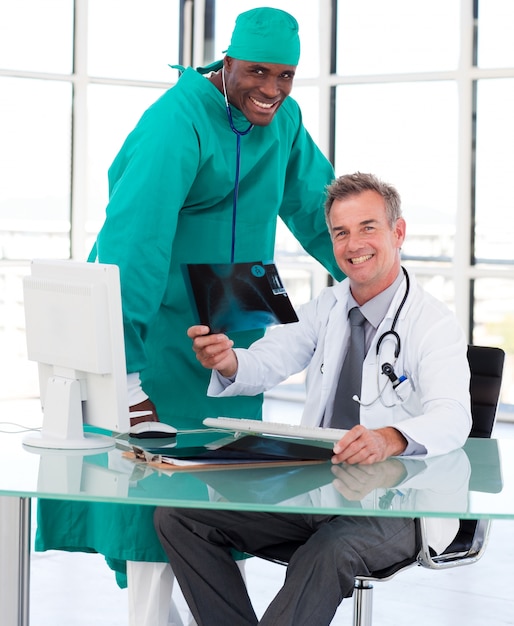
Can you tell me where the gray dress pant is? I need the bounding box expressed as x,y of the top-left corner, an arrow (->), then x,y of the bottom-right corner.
154,508 -> 417,626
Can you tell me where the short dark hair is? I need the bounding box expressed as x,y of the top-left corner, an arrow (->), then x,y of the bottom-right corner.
324,172 -> 402,228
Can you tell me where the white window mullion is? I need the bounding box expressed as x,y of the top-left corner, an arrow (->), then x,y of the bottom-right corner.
192,0 -> 206,67
70,0 -> 89,260
317,0 -> 334,160
453,0 -> 475,336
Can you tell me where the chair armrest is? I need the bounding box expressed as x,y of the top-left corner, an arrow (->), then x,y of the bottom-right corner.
417,518 -> 491,570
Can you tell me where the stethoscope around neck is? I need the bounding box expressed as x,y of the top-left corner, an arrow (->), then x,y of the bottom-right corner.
222,67 -> 254,263
353,266 -> 410,408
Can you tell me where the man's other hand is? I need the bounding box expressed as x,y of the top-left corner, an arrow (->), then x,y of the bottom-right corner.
331,425 -> 408,465
129,397 -> 159,426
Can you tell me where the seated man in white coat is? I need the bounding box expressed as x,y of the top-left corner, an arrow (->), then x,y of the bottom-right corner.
154,172 -> 472,626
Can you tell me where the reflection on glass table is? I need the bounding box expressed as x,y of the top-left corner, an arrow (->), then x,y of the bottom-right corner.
1,431 -> 507,518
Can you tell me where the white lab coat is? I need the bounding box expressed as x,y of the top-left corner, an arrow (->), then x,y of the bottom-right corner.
209,269 -> 472,458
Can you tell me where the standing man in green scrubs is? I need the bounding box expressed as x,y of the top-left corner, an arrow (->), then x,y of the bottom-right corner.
98,6 -> 342,429
36,8 -> 343,625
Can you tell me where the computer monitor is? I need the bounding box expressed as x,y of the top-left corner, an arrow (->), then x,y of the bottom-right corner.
22,259 -> 130,451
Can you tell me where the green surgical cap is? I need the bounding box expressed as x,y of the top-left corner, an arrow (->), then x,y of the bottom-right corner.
225,8 -> 300,66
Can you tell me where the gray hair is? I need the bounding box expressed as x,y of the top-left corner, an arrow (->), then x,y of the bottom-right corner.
324,172 -> 402,228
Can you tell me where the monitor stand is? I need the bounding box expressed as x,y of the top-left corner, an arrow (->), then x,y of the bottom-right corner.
23,377 -> 115,451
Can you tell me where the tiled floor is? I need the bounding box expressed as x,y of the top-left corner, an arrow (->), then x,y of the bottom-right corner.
5,397 -> 514,625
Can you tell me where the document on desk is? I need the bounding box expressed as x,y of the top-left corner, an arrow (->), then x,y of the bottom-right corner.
125,449 -> 325,472
182,261 -> 299,333
128,432 -> 333,471
158,457 -> 322,471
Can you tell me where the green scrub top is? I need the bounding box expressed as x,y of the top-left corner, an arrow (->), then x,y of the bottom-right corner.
35,66 -> 343,583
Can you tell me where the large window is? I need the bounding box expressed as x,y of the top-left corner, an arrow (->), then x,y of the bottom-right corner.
0,0 -> 74,73
86,84 -> 167,244
336,0 -> 460,74
334,81 -> 459,263
87,0 -> 179,82
474,78 -> 514,264
330,0 -> 514,414
1,0 -> 513,415
0,78 -> 72,260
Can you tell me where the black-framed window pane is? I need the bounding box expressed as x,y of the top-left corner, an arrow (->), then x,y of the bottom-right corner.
336,0 -> 459,75
213,0 -> 320,79
334,81 -> 458,261
474,78 -> 514,265
0,77 -> 72,260
0,0 -> 73,74
87,0 -> 180,81
473,277 -> 514,410
477,0 -> 514,69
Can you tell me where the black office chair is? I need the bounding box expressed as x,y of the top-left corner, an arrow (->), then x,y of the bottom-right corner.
352,344 -> 505,626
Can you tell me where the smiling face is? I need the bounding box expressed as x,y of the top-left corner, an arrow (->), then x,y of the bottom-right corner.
222,56 -> 296,126
328,190 -> 406,304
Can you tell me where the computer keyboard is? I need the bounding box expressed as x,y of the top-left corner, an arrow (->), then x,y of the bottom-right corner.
203,417 -> 348,443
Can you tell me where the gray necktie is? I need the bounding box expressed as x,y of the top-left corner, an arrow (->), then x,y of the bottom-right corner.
329,307 -> 366,429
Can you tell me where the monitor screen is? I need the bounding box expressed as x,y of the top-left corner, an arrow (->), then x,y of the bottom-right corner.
22,260 -> 130,451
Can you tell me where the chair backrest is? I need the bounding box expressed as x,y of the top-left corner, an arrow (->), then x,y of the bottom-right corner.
467,345 -> 505,438
436,345 -> 506,558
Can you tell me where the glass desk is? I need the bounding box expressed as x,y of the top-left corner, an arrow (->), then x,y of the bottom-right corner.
1,430 -> 513,626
